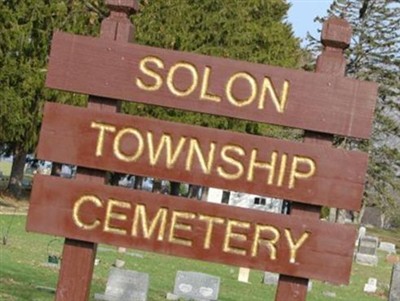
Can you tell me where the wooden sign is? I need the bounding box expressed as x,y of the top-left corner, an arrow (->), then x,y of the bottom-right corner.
25,6 -> 378,300
27,174 -> 356,285
37,102 -> 368,211
46,31 -> 377,138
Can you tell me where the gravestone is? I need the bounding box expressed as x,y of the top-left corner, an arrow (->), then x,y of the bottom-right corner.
237,267 -> 250,283
379,242 -> 396,254
263,272 -> 312,291
356,226 -> 366,246
167,271 -> 220,301
363,277 -> 377,293
323,291 -> 336,298
263,272 -> 279,285
95,268 -> 149,301
355,236 -> 379,266
389,263 -> 400,301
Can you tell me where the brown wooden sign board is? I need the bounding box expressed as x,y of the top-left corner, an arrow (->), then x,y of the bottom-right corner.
46,31 -> 377,139
27,174 -> 356,285
37,102 -> 368,211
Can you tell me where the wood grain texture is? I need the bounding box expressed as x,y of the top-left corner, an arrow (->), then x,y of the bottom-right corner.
27,175 -> 357,285
49,2 -> 138,301
45,31 -> 377,139
37,102 -> 368,210
275,17 -> 356,301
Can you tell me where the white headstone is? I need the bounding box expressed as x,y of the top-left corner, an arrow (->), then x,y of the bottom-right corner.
356,226 -> 367,246
363,277 -> 377,293
379,242 -> 396,254
237,267 -> 250,283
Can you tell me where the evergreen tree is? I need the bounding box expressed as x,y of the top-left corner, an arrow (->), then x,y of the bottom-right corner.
127,0 -> 302,137
129,0 -> 302,196
1,0 -> 302,198
307,0 -> 400,226
0,0 -> 106,195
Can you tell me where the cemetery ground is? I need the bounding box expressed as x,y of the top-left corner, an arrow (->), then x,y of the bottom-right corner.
0,214 -> 399,301
0,162 -> 399,300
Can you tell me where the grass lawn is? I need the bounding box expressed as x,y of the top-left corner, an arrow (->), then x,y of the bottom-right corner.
0,161 -> 12,191
0,215 -> 397,301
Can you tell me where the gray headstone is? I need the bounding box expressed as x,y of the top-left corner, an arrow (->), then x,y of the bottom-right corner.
379,242 -> 397,254
95,268 -> 149,301
262,272 -> 312,291
389,263 -> 400,301
172,271 -> 220,301
263,272 -> 279,285
355,236 -> 379,266
358,236 -> 379,255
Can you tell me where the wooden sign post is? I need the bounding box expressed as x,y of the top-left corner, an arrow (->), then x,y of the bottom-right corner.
275,17 -> 353,301
26,2 -> 378,301
52,1 -> 138,300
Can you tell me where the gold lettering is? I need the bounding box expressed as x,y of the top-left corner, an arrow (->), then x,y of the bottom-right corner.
223,220 -> 250,256
113,128 -> 144,162
132,204 -> 168,241
168,211 -> 196,247
258,78 -> 290,113
251,225 -> 280,260
91,122 -> 116,157
198,215 -> 225,249
104,199 -> 131,235
185,139 -> 216,174
217,145 -> 245,180
200,66 -> 221,102
167,62 -> 198,97
284,229 -> 310,263
136,56 -> 164,91
277,153 -> 288,187
247,150 -> 278,185
226,72 -> 257,107
72,195 -> 102,230
288,156 -> 316,189
147,132 -> 186,168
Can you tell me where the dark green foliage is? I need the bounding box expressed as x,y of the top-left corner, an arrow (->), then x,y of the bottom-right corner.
308,0 -> 400,227
0,1 -> 106,185
0,0 -> 302,192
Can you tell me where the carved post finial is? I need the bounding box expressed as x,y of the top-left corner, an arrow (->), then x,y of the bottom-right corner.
316,17 -> 352,74
105,0 -> 139,16
321,17 -> 352,51
101,0 -> 138,42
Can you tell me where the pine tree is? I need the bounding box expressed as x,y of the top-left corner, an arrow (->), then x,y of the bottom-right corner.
0,0 -> 106,196
128,0 -> 303,196
126,0 -> 302,137
307,0 -> 400,226
1,0 -> 303,198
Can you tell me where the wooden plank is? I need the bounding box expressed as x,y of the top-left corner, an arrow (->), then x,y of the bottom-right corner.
27,174 -> 356,285
45,31 -> 377,139
37,102 -> 368,210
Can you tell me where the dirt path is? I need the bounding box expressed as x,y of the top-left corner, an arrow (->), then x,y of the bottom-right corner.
0,193 -> 29,215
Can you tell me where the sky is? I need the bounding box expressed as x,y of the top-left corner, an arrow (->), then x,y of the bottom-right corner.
287,0 -> 332,44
